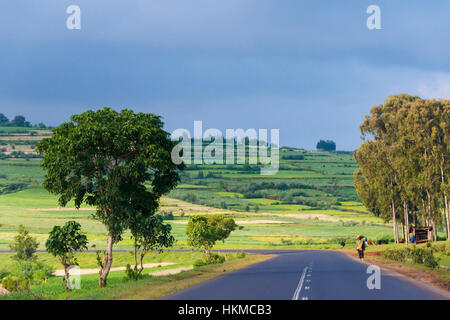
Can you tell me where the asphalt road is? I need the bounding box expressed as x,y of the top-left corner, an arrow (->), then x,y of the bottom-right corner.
162,250 -> 449,300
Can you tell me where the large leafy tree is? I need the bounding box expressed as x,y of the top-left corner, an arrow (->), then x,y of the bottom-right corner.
46,221 -> 88,291
186,215 -> 237,260
37,108 -> 183,287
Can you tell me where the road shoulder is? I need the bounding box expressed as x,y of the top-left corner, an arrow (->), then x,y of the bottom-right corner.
342,250 -> 450,297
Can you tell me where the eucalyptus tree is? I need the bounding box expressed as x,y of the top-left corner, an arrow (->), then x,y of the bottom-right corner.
357,94 -> 449,243
37,108 -> 183,287
354,141 -> 400,242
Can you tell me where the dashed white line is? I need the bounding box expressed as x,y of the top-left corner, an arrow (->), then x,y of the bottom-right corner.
292,267 -> 308,300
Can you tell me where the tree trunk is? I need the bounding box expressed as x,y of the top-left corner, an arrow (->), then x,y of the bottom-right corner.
138,249 -> 147,275
444,195 -> 449,240
99,233 -> 114,288
440,164 -> 449,240
133,240 -> 138,270
426,191 -> 433,241
392,199 -> 399,244
63,263 -> 71,292
433,221 -> 438,241
448,198 -> 450,240
403,199 -> 409,246
401,221 -> 405,242
205,248 -> 211,261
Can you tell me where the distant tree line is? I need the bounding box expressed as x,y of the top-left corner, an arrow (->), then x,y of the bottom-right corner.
0,113 -> 47,128
316,140 -> 336,151
354,95 -> 449,244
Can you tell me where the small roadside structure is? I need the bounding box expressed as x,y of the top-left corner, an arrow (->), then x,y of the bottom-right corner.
410,226 -> 432,244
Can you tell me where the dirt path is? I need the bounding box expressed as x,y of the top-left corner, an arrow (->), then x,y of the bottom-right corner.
53,262 -> 176,276
149,266 -> 194,276
172,219 -> 288,225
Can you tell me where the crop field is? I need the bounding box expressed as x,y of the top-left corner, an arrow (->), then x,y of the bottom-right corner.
1,128 -> 446,253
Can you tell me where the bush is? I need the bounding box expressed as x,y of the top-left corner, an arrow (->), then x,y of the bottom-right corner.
1,276 -> 29,292
194,253 -> 226,267
423,251 -> 439,269
382,249 -> 406,262
193,259 -> 207,267
0,269 -> 9,280
383,247 -> 440,269
124,264 -> 142,281
9,225 -> 39,261
281,238 -> 294,246
158,211 -> 174,220
236,251 -> 246,259
208,253 -> 225,264
9,261 -> 53,284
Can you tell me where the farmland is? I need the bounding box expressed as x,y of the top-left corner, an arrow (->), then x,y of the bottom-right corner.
0,126 -> 414,253
0,122 -> 448,300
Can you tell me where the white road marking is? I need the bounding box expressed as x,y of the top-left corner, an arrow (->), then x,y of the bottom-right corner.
292,267 -> 308,300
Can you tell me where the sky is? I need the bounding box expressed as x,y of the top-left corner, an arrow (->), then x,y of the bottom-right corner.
0,1 -> 449,150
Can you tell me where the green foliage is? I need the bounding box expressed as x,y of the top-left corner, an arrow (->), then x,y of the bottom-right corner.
124,264 -> 142,281
46,221 -> 88,267
186,215 -> 237,259
0,269 -> 9,279
316,140 -> 336,151
356,95 -> 449,243
9,225 -> 38,261
382,246 -> 440,269
1,275 -> 29,292
194,253 -> 225,267
128,215 -> 175,274
236,251 -> 246,259
158,211 -> 174,220
382,249 -> 407,262
36,108 -> 184,287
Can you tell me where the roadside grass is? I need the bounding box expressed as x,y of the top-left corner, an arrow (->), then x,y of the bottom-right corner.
74,253 -> 272,300
0,251 -> 206,271
0,252 -> 270,300
345,241 -> 450,284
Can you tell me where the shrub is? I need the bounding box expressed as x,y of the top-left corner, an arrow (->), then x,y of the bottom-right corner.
194,253 -> 226,267
0,269 -> 9,279
281,238 -> 294,246
209,253 -> 225,264
9,225 -> 39,261
1,276 -> 29,292
9,261 -> 53,284
193,259 -> 207,267
382,249 -> 406,262
383,247 -> 440,269
158,211 -> 174,220
236,251 -> 246,259
423,252 -> 439,269
124,264 -> 142,281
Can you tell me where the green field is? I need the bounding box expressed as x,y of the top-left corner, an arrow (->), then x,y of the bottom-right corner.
0,128 -> 448,298
0,147 -> 406,253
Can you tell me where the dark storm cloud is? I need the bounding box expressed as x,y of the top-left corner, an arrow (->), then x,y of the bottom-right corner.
0,0 -> 449,149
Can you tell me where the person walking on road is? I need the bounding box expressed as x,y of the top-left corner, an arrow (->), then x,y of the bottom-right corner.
356,235 -> 365,261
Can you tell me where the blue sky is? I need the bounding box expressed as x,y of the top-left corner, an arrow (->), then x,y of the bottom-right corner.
1,1 -> 449,150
